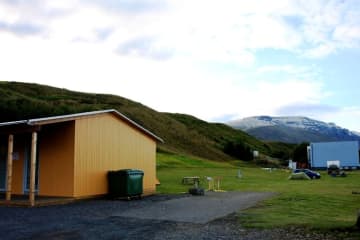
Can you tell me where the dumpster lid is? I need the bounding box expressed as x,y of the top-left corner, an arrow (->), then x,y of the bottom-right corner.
115,169 -> 144,175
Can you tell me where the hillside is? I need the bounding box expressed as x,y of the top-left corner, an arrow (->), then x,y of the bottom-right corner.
0,81 -> 292,161
228,116 -> 360,144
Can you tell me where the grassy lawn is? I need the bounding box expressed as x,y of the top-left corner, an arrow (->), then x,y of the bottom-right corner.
156,152 -> 360,230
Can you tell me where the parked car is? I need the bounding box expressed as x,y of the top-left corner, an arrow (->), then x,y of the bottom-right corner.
293,169 -> 321,179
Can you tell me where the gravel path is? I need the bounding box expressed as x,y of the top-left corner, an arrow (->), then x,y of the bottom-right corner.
115,191 -> 274,223
0,192 -> 357,240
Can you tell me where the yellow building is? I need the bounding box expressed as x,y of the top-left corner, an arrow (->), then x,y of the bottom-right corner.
0,109 -> 163,206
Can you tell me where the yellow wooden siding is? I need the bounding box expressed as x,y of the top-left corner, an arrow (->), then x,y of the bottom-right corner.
73,113 -> 156,198
38,122 -> 75,197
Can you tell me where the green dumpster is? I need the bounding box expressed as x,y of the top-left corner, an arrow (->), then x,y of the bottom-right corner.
108,169 -> 144,199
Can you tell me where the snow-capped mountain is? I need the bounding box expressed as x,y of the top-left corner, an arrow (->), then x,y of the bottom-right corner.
228,116 -> 360,143
354,131 -> 360,137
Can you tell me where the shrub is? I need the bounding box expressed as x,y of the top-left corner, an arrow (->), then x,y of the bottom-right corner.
223,141 -> 253,161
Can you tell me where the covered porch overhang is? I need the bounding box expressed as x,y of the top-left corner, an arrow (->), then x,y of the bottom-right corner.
0,122 -> 41,206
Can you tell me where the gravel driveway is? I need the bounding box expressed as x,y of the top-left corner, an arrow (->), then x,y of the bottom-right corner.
0,192 -> 356,240
115,191 -> 274,223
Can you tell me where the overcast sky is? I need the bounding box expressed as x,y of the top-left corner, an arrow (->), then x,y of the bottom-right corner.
0,0 -> 359,131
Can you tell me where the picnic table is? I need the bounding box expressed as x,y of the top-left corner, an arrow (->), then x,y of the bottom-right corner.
182,176 -> 200,185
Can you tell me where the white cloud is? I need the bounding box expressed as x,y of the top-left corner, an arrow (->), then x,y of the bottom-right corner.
2,0 -> 358,61
203,78 -> 328,123
0,0 -> 359,132
317,106 -> 360,132
333,25 -> 360,48
303,43 -> 336,58
253,79 -> 326,108
298,0 -> 360,57
258,65 -> 310,75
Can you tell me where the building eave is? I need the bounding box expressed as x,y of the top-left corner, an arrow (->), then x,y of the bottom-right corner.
0,109 -> 164,143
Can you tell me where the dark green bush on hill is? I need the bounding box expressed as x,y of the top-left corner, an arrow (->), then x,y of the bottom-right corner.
223,141 -> 253,161
292,142 -> 309,164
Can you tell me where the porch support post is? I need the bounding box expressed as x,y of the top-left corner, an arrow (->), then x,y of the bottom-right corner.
29,132 -> 37,207
6,134 -> 14,201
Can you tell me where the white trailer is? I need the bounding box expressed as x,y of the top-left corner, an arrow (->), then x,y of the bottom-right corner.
308,141 -> 359,169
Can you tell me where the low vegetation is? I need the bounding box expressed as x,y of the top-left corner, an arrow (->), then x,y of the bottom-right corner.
157,152 -> 360,231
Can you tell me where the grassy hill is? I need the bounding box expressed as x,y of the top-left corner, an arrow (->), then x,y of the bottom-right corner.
0,81 -> 294,161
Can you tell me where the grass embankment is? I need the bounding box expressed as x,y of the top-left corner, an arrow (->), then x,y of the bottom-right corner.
156,152 -> 360,230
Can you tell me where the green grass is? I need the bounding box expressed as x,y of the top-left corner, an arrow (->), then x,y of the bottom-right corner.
157,152 -> 360,230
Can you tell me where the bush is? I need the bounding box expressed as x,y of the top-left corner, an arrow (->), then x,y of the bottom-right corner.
224,141 -> 253,161
292,142 -> 309,164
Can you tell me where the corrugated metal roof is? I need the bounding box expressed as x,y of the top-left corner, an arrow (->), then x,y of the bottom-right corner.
0,120 -> 28,126
0,109 -> 164,143
27,109 -> 115,125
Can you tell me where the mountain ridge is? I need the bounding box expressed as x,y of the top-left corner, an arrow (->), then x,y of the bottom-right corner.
228,116 -> 360,144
